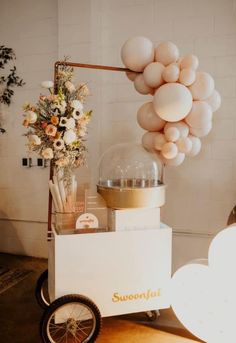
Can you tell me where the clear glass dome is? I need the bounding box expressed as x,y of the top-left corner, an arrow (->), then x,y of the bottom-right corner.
98,142 -> 163,188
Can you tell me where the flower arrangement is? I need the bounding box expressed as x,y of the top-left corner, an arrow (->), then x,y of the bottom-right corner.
22,63 -> 92,179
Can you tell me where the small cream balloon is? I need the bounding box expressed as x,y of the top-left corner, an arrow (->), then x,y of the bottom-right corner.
155,41 -> 179,66
180,54 -> 199,70
190,121 -> 212,137
185,101 -> 212,128
189,72 -> 215,101
186,135 -> 202,156
121,36 -> 154,72
137,102 -> 166,131
126,71 -> 138,81
153,83 -> 193,122
153,132 -> 167,150
165,127 -> 180,142
164,121 -> 190,138
162,152 -> 185,166
179,68 -> 196,86
161,142 -> 178,159
205,90 -> 221,112
143,62 -> 165,88
141,131 -> 157,151
162,64 -> 180,83
176,137 -> 193,153
134,74 -> 153,95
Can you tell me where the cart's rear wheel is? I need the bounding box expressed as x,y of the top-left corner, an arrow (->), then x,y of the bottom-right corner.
35,269 -> 50,309
40,294 -> 102,343
145,310 -> 160,321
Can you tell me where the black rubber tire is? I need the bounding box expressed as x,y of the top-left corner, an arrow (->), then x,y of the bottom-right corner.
145,310 -> 158,321
35,269 -> 50,309
40,294 -> 102,343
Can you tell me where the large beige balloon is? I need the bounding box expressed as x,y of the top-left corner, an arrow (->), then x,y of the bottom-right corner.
137,102 -> 166,131
121,36 -> 154,72
205,90 -> 221,112
189,72 -> 215,100
143,62 -> 165,88
179,68 -> 196,86
161,142 -> 178,159
142,132 -> 157,151
176,137 -> 193,153
162,152 -> 185,166
189,121 -> 212,137
153,132 -> 167,150
153,83 -> 193,122
187,135 -> 202,156
185,101 -> 212,128
134,74 -> 153,95
155,41 -> 179,66
162,63 -> 180,83
164,121 -> 189,137
180,54 -> 199,70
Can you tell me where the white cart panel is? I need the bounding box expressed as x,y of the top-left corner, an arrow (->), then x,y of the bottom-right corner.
49,224 -> 172,317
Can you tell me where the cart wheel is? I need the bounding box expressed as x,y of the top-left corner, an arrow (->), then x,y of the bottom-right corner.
35,269 -> 50,309
40,294 -> 102,343
145,310 -> 159,321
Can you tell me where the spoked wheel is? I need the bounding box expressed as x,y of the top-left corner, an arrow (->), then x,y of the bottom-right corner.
40,294 -> 102,343
35,269 -> 50,309
145,310 -> 160,321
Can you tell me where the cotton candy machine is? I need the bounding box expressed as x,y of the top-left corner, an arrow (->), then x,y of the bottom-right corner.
97,143 -> 166,209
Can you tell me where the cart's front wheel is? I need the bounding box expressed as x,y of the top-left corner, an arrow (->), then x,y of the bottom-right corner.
35,269 -> 50,309
40,294 -> 102,343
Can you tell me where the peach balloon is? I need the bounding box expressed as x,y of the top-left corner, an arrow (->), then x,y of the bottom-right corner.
162,64 -> 180,83
179,68 -> 196,86
161,142 -> 178,159
189,72 -> 215,100
153,132 -> 167,150
165,127 -> 180,142
153,83 -> 193,122
176,137 -> 193,153
143,62 -> 165,88
134,74 -> 153,95
189,121 -> 212,137
121,36 -> 154,72
185,101 -> 212,128
155,41 -> 179,66
162,152 -> 185,166
137,102 -> 166,131
126,71 -> 138,81
164,121 -> 189,137
205,90 -> 221,112
142,132 -> 157,151
180,54 -> 199,70
187,135 -> 202,156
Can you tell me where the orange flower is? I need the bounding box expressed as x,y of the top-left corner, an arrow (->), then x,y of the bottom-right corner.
45,124 -> 57,137
51,116 -> 59,125
22,119 -> 29,127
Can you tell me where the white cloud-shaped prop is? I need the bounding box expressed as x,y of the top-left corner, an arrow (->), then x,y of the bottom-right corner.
171,226 -> 236,342
121,37 -> 221,166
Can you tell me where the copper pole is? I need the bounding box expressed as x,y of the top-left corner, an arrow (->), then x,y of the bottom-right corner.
47,61 -> 131,239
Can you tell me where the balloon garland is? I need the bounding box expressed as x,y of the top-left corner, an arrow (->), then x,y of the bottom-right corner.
121,37 -> 221,166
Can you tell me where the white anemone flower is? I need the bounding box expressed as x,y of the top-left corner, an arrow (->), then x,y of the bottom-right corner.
72,108 -> 83,120
71,100 -> 83,111
42,148 -> 54,159
53,139 -> 64,151
65,117 -> 75,129
26,111 -> 37,124
63,129 -> 77,145
28,134 -> 41,145
41,81 -> 54,89
59,117 -> 68,127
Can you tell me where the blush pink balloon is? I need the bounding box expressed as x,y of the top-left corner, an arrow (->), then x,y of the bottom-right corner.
155,41 -> 179,66
180,54 -> 199,70
185,101 -> 212,128
205,90 -> 221,112
189,121 -> 212,137
164,121 -> 190,137
165,127 -> 180,142
134,74 -> 153,94
143,62 -> 165,88
161,142 -> 178,159
121,36 -> 154,72
153,132 -> 167,150
137,102 -> 166,131
142,132 -> 157,151
153,83 -> 193,122
162,63 -> 180,83
189,72 -> 215,101
176,137 -> 193,153
162,152 -> 185,166
179,68 -> 196,86
187,135 -> 202,156
126,71 -> 138,81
